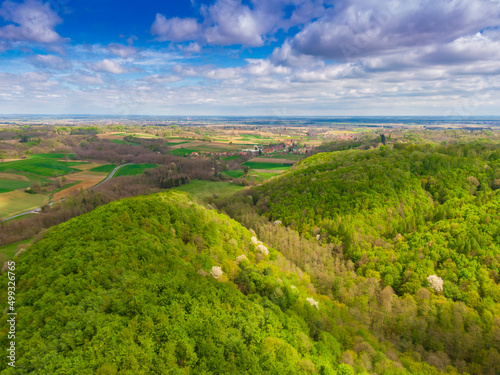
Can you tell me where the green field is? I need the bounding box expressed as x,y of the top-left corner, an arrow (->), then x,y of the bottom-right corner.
172,180 -> 245,199
0,179 -> 31,193
0,239 -> 31,260
222,169 -> 245,178
165,141 -> 190,146
221,155 -> 241,160
0,158 -> 84,177
90,164 -> 116,173
168,148 -> 198,156
0,191 -> 50,219
113,164 -> 157,177
241,162 -> 292,170
30,153 -> 75,159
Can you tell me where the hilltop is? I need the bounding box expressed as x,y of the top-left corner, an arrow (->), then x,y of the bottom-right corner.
0,191 -> 452,374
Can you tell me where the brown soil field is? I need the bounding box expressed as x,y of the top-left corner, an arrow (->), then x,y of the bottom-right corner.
53,171 -> 107,201
0,173 -> 29,181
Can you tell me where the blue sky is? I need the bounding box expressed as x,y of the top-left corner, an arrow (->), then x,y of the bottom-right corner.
0,0 -> 499,115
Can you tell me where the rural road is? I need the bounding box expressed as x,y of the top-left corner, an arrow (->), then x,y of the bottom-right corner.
1,163 -> 131,222
91,163 -> 132,189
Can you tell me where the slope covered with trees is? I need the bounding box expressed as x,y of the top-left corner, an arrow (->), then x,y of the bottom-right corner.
1,191 -> 457,374
243,142 -> 500,374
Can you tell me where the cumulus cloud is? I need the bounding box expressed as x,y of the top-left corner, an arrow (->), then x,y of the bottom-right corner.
151,0 -> 327,47
151,15 -> 201,42
30,54 -> 71,70
0,0 -> 65,44
107,43 -> 137,58
290,0 -> 500,61
91,59 -> 129,74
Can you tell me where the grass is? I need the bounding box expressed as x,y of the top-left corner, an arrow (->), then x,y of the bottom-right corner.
30,153 -> 75,159
241,162 -> 292,170
222,155 -> 241,161
168,148 -> 198,156
113,164 -> 157,177
90,164 -> 116,173
0,158 -> 83,177
165,141 -> 190,146
222,169 -> 245,178
172,180 -> 245,199
0,179 -> 32,193
0,239 -> 32,260
0,191 -> 50,219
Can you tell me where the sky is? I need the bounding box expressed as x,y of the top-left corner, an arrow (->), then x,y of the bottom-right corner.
0,0 -> 499,116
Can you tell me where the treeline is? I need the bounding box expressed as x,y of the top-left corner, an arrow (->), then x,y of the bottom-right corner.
214,141 -> 500,374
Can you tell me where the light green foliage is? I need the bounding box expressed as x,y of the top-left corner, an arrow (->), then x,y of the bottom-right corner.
0,191 -> 450,374
250,142 -> 500,374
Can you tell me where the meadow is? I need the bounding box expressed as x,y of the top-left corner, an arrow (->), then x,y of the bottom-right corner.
241,161 -> 292,170
0,179 -> 31,193
113,163 -> 157,177
0,190 -> 49,219
172,179 -> 245,199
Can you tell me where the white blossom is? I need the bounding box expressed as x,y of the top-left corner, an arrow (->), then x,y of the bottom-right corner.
315,234 -> 320,241
427,275 -> 443,292
256,244 -> 269,255
274,220 -> 282,225
210,266 -> 223,279
235,254 -> 248,264
250,236 -> 259,245
307,297 -> 319,309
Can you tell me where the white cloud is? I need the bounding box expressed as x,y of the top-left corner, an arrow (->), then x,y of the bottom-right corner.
0,0 -> 65,44
107,43 -> 138,58
150,0 -> 326,47
30,54 -> 71,70
151,15 -> 201,42
290,0 -> 500,61
91,59 -> 129,74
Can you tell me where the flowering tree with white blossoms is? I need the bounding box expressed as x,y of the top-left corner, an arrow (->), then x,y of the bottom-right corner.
210,266 -> 223,279
427,275 -> 443,292
306,297 -> 319,309
235,254 -> 248,264
256,244 -> 269,255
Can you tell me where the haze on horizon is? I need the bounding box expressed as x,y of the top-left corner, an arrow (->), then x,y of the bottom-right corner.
0,0 -> 500,117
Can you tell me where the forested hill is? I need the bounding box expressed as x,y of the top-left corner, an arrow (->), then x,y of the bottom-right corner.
248,142 -> 500,374
1,191 -> 452,374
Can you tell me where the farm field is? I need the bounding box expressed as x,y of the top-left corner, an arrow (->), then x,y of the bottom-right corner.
247,157 -> 297,163
90,164 -> 116,173
0,156 -> 85,177
53,171 -> 108,200
0,190 -> 49,219
241,161 -> 292,170
113,163 -> 157,177
0,179 -> 31,193
172,180 -> 245,199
